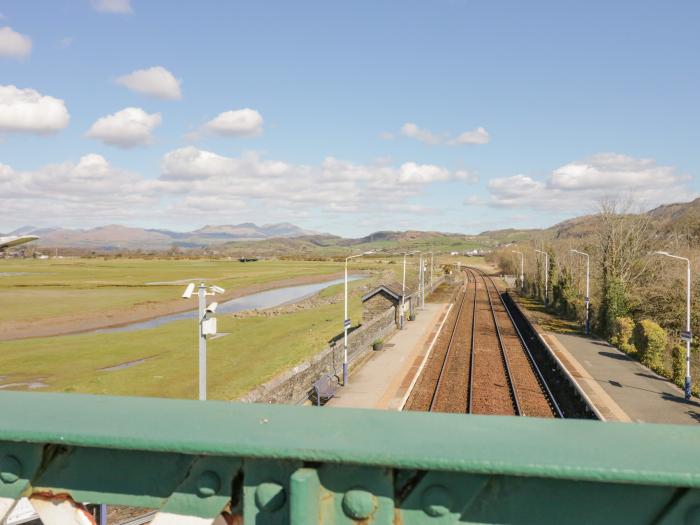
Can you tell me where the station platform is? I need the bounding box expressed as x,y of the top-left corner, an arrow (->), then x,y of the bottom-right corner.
543,331 -> 700,424
327,301 -> 451,410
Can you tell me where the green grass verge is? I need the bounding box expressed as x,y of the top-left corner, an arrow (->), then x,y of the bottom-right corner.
0,295 -> 363,400
0,258 -> 344,323
514,294 -> 583,335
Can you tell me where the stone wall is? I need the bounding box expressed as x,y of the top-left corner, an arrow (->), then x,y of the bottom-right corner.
238,306 -> 397,405
428,276 -> 445,294
362,292 -> 398,325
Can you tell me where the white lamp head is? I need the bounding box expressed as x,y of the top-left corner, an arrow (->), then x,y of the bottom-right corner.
182,283 -> 195,299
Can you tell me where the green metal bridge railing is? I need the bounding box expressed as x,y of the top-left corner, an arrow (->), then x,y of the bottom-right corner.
1,390 -> 699,524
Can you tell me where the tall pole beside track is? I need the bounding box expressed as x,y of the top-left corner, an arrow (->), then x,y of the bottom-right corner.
534,249 -> 549,305
343,251 -> 374,385
512,250 -> 524,293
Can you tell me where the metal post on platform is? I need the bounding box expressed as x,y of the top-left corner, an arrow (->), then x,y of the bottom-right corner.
535,249 -> 549,305
423,251 -> 434,297
419,254 -> 425,308
654,251 -> 692,400
570,249 -> 590,336
343,251 -> 374,385
401,251 -> 419,328
512,250 -> 524,292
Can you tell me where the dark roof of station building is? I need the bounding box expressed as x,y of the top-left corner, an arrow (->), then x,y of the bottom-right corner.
361,281 -> 414,303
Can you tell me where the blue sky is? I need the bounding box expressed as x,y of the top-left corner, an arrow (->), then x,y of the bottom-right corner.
1,0 -> 698,236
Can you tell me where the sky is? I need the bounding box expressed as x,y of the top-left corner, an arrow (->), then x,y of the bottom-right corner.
1,0 -> 699,236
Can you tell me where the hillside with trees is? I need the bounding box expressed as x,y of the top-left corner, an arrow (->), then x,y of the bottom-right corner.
489,197 -> 700,396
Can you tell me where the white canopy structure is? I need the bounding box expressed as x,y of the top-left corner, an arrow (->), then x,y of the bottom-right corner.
0,235 -> 39,251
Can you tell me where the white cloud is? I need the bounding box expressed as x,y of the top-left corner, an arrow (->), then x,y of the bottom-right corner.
451,127 -> 490,145
116,66 -> 181,100
160,147 -> 475,214
86,107 -> 162,148
379,131 -> 394,140
400,122 -> 440,144
204,108 -> 263,137
487,153 -> 693,211
549,153 -> 679,191
91,0 -> 132,14
58,37 -> 73,48
0,85 -> 70,134
0,26 -> 32,59
399,122 -> 490,146
487,174 -> 546,208
0,154 -> 158,226
0,147 -> 477,228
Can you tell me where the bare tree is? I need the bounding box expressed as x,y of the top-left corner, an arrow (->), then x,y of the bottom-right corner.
594,197 -> 654,335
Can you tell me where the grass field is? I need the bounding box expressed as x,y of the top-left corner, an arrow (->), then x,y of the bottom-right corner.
0,258 -> 346,324
0,296 -> 363,399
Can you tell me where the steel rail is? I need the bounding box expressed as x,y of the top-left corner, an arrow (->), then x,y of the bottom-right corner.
465,268 -> 478,414
480,270 -> 522,416
489,274 -> 564,418
429,273 -> 469,411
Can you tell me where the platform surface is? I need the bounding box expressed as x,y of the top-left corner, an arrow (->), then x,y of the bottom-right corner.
547,332 -> 700,425
327,302 -> 450,410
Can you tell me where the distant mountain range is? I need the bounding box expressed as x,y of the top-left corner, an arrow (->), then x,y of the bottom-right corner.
4,223 -> 320,250
9,197 -> 700,252
474,197 -> 700,243
1,223 -> 491,254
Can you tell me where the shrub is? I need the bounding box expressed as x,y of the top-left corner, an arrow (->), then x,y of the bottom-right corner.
612,316 -> 635,354
633,320 -> 668,374
671,345 -> 686,389
598,276 -> 629,338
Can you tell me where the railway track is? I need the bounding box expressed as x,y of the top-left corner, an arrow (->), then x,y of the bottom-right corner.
404,267 -> 562,418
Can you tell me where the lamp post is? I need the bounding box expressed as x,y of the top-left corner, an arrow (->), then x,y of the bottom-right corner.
343,251 -> 374,386
419,252 -> 431,308
570,249 -> 590,336
654,251 -> 692,400
534,249 -> 549,305
418,253 -> 424,309
182,282 -> 225,400
423,251 -> 434,297
512,250 -> 524,292
402,251 -> 420,328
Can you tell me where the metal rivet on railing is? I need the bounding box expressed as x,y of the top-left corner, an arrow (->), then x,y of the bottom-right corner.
255,482 -> 286,512
342,489 -> 375,520
421,484 -> 451,517
0,455 -> 21,484
196,470 -> 221,498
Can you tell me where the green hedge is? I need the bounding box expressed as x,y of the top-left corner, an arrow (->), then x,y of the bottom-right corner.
612,316 -> 635,355
633,320 -> 668,375
671,345 -> 686,389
